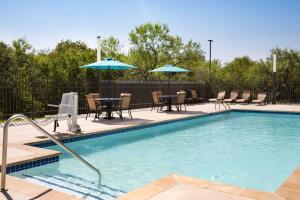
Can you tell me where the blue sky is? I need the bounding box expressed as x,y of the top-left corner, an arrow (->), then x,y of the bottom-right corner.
1,0 -> 300,63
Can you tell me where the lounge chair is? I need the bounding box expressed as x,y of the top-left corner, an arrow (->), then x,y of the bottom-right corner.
224,91 -> 239,103
187,89 -> 204,104
151,91 -> 165,112
85,94 -> 102,122
115,93 -> 132,120
236,91 -> 251,104
209,91 -> 226,103
174,91 -> 186,111
42,92 -> 74,132
252,92 -> 267,105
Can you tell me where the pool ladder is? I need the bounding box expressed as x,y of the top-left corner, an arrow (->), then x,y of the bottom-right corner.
1,114 -> 102,191
214,99 -> 230,110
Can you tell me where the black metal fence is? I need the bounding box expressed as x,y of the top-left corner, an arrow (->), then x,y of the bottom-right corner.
2,76 -> 300,121
0,78 -> 209,120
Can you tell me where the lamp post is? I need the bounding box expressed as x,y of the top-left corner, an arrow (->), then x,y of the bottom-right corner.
272,53 -> 277,104
208,40 -> 213,82
97,36 -> 101,94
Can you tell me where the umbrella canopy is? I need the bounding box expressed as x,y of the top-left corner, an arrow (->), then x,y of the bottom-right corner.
80,58 -> 136,70
80,58 -> 137,99
150,64 -> 190,73
150,64 -> 190,98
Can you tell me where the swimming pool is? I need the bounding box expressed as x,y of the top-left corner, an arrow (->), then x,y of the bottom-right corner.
12,111 -> 300,199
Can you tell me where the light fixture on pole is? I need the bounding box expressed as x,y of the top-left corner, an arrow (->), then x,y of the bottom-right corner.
208,40 -> 213,83
272,53 -> 277,104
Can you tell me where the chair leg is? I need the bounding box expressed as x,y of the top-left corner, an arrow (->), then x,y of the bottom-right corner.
120,110 -> 123,120
54,120 -> 58,132
129,109 -> 132,119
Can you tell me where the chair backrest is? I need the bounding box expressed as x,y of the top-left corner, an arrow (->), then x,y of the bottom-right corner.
89,93 -> 100,99
191,90 -> 197,99
85,94 -> 97,111
242,91 -> 251,99
177,92 -> 186,104
230,91 -> 239,100
217,91 -> 226,100
151,92 -> 159,104
58,93 -> 74,114
156,91 -> 162,98
120,93 -> 132,109
257,92 -> 267,100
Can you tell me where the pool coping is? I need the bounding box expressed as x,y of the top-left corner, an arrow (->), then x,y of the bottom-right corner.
116,166 -> 300,200
116,174 -> 283,200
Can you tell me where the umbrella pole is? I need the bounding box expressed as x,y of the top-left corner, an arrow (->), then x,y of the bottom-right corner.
168,73 -> 171,95
108,67 -> 111,98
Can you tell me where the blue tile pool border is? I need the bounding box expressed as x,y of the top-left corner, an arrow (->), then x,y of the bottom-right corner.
233,109 -> 300,115
6,156 -> 59,174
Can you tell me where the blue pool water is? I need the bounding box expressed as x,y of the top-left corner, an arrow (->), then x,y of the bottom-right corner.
12,111 -> 300,199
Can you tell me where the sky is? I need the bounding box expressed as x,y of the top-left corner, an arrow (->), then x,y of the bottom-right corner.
1,0 -> 300,63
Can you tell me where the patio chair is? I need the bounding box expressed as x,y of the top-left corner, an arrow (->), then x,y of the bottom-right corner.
252,92 -> 267,105
85,94 -> 102,122
42,93 -> 74,132
115,93 -> 132,120
209,91 -> 226,102
236,91 -> 251,104
174,91 -> 186,112
89,93 -> 100,99
151,91 -> 165,112
88,92 -> 104,110
224,91 -> 239,103
187,89 -> 204,104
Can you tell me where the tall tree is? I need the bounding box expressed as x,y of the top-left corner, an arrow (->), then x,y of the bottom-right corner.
47,40 -> 95,81
128,23 -> 205,80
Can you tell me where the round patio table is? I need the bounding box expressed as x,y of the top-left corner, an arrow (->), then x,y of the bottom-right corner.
159,95 -> 177,112
95,98 -> 121,120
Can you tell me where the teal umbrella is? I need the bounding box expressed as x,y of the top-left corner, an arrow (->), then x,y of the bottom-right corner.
81,58 -> 137,97
150,64 -> 190,95
80,58 -> 136,70
150,64 -> 190,73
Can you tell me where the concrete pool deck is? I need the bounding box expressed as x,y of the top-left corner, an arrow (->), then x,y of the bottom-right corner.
1,103 -> 300,199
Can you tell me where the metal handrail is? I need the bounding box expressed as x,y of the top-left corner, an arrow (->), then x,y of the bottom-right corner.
214,99 -> 230,110
1,114 -> 102,191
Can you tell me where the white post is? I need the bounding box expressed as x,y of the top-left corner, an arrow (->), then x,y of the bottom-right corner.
273,54 -> 277,72
272,54 -> 277,104
97,36 -> 101,61
70,92 -> 81,133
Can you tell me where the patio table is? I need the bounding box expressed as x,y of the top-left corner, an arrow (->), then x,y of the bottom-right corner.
159,95 -> 177,112
95,98 -> 121,120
